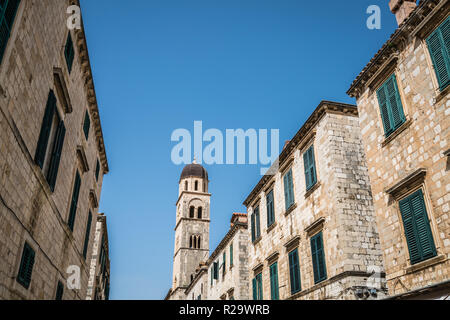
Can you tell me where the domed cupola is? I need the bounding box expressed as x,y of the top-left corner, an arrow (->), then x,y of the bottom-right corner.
180,160 -> 208,182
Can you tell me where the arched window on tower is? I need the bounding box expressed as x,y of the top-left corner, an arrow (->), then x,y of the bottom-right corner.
197,236 -> 201,249
189,236 -> 193,248
189,206 -> 195,218
185,181 -> 188,191
195,180 -> 198,191
198,207 -> 203,219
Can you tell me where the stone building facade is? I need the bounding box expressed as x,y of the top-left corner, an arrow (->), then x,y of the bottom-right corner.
86,213 -> 110,300
243,101 -> 387,300
347,0 -> 450,299
0,0 -> 108,300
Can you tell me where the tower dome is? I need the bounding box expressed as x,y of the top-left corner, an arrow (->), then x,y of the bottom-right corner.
180,162 -> 208,182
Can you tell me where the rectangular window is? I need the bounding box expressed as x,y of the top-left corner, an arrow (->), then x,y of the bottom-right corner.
0,0 -> 21,64
55,281 -> 64,300
83,110 -> 90,140
82,211 -> 92,259
399,189 -> 437,265
311,232 -> 327,284
252,273 -> 263,300
303,145 -> 317,191
283,169 -> 295,210
426,17 -> 450,91
95,159 -> 100,182
230,243 -> 233,268
210,267 -> 213,285
213,262 -> 218,280
68,171 -> 81,231
288,248 -> 301,294
266,190 -> 275,227
35,90 -> 66,192
64,32 -> 75,74
222,252 -> 226,277
269,262 -> 279,300
251,206 -> 261,242
376,73 -> 406,137
17,242 -> 35,289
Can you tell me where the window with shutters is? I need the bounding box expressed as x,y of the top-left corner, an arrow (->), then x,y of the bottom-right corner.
251,206 -> 261,243
376,73 -> 406,137
283,168 -> 295,210
83,110 -> 90,140
64,32 -> 75,74
222,252 -> 226,277
35,90 -> 66,192
266,190 -> 275,227
68,171 -> 81,231
17,242 -> 35,289
230,243 -> 233,268
288,248 -> 301,294
55,281 -> 64,300
426,17 -> 450,91
399,189 -> 437,265
269,262 -> 279,300
82,211 -> 92,259
303,145 -> 318,191
311,232 -> 327,284
252,273 -> 263,300
0,0 -> 21,65
95,159 -> 100,182
213,262 -> 218,280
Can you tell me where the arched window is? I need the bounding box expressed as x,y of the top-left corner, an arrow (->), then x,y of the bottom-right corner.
189,236 -> 193,248
195,180 -> 198,191
189,206 -> 195,218
198,207 -> 203,219
185,181 -> 188,191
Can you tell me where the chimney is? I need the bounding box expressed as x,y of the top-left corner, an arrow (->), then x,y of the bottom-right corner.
389,0 -> 417,26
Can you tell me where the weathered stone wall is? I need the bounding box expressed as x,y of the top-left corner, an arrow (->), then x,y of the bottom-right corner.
0,0 -> 107,300
354,13 -> 450,297
246,107 -> 386,300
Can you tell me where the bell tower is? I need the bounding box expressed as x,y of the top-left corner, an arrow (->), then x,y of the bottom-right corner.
170,160 -> 210,300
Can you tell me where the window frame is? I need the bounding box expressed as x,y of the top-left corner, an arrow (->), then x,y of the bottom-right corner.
426,16 -> 450,92
310,231 -> 328,284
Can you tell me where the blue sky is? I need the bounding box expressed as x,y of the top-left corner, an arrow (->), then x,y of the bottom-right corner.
79,0 -> 401,299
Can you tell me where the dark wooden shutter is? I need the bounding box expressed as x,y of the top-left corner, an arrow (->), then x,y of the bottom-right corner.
213,262 -> 218,279
386,75 -> 405,128
267,190 -> 274,226
252,278 -> 257,300
270,262 -> 279,300
288,249 -> 301,294
399,190 -> 437,264
83,211 -> 92,259
427,17 -> 450,90
0,0 -> 21,64
17,242 -> 35,289
65,32 -> 74,73
304,146 -> 317,190
230,244 -> 233,266
68,171 -> 81,231
255,206 -> 260,238
55,281 -> 64,300
46,120 -> 66,192
287,169 -> 294,205
83,110 -> 90,140
311,232 -> 327,284
376,83 -> 393,135
251,213 -> 256,242
95,159 -> 100,181
35,90 -> 57,168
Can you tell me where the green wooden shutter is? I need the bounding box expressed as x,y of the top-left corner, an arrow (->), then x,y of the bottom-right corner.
311,232 -> 327,284
270,262 -> 279,300
399,190 -> 437,265
304,146 -> 317,190
230,243 -> 233,267
0,0 -> 21,64
255,206 -> 260,238
210,267 -> 213,285
252,278 -> 257,300
83,211 -> 92,259
65,32 -> 75,73
284,169 -> 294,209
376,74 -> 405,136
256,273 -> 263,300
55,281 -> 64,300
35,90 -> 57,168
267,190 -> 275,226
46,120 -> 66,192
427,17 -> 450,90
223,252 -> 226,274
68,171 -> 81,231
17,242 -> 35,289
251,213 -> 256,242
83,110 -> 90,140
288,249 -> 301,294
288,169 -> 294,206
213,262 -> 218,280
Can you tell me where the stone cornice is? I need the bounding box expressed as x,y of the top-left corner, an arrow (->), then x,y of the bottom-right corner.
74,0 -> 109,174
385,168 -> 427,199
243,101 -> 357,207
347,0 -> 448,98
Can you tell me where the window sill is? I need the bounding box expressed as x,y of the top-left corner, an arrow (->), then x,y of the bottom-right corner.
381,118 -> 412,148
305,182 -> 321,199
406,254 -> 446,274
284,203 -> 297,217
252,236 -> 262,246
267,222 -> 277,234
434,83 -> 449,105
